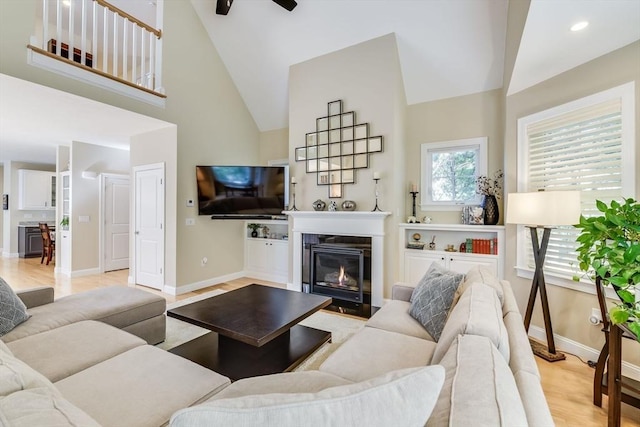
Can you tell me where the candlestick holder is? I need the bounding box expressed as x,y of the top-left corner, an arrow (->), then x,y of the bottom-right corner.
290,182 -> 299,211
410,191 -> 419,218
372,178 -> 382,212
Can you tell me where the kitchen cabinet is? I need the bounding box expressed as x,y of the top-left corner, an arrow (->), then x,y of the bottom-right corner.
18,169 -> 56,210
18,225 -> 55,258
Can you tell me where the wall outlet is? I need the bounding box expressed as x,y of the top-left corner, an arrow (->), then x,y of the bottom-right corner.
186,199 -> 194,207
201,257 -> 208,267
185,218 -> 195,226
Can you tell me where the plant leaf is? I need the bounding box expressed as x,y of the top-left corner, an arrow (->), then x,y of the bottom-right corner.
596,200 -> 608,212
616,289 -> 635,304
628,322 -> 640,342
609,306 -> 630,324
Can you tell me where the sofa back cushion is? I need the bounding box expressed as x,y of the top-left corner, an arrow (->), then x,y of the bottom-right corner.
0,340 -> 55,397
452,265 -> 504,308
427,335 -> 528,427
170,366 -> 445,427
431,282 -> 509,364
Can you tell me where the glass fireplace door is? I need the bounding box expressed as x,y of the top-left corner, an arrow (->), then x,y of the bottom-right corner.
309,244 -> 364,303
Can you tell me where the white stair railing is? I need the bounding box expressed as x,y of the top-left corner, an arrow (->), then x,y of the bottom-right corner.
32,0 -> 163,95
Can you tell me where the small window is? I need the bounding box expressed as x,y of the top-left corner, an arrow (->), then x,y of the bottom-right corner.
420,137 -> 487,209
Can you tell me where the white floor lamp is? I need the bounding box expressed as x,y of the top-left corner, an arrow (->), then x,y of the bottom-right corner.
506,190 -> 581,362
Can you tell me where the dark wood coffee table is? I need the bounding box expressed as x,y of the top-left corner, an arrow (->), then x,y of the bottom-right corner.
167,284 -> 332,381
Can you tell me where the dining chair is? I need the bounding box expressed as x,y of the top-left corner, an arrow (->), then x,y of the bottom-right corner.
38,222 -> 55,265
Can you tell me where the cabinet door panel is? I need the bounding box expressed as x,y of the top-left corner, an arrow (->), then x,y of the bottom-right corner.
448,256 -> 498,276
404,252 -> 446,286
270,241 -> 289,277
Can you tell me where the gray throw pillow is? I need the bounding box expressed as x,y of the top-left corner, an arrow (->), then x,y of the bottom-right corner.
409,263 -> 464,341
0,277 -> 31,337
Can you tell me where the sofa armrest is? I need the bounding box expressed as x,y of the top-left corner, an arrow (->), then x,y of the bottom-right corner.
16,286 -> 54,308
392,283 -> 414,302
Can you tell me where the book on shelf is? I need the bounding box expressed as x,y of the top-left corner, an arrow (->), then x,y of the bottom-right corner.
465,238 -> 498,255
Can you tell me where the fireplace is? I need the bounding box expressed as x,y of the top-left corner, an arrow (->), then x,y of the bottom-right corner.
303,234 -> 371,317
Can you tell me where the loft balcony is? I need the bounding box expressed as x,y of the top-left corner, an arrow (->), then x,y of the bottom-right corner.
28,0 -> 165,106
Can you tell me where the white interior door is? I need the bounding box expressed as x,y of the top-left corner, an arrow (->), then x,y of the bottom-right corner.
134,164 -> 164,290
104,176 -> 130,272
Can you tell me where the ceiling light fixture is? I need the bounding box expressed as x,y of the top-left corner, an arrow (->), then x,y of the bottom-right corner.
570,21 -> 589,32
62,0 -> 71,6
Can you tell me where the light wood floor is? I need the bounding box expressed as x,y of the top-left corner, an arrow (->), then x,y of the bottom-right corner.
2,257 -> 639,426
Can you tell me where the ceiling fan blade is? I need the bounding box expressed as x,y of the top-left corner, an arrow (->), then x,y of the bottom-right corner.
272,0 -> 297,11
216,0 -> 233,15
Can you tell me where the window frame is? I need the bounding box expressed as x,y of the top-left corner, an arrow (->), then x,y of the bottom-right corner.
515,81 -> 636,295
420,137 -> 488,210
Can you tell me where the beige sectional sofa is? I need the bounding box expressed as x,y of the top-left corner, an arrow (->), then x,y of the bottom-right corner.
169,266 -> 554,426
2,266 -> 553,426
1,285 -> 230,427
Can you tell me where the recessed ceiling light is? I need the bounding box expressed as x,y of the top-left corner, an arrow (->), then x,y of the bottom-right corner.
570,21 -> 589,32
62,0 -> 71,6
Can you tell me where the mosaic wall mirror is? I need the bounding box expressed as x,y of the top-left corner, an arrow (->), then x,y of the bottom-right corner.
295,100 -> 384,198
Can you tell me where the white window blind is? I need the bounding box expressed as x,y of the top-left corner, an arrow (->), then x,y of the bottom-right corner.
518,82 -> 635,285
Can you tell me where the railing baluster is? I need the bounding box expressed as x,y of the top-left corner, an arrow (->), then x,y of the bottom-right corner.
131,20 -> 137,85
140,27 -> 145,87
122,18 -> 128,81
148,31 -> 154,89
68,0 -> 74,60
56,0 -> 62,56
102,5 -> 108,73
81,0 -> 87,66
112,12 -> 118,77
42,0 -> 49,50
92,0 -> 97,69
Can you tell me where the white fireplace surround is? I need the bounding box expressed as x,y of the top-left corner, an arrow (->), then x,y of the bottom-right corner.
285,211 -> 391,308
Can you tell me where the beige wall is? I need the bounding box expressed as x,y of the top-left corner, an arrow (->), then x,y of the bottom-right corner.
69,142 -> 129,273
504,41 -> 640,366
259,128 -> 289,164
289,33 -> 406,293
0,0 -> 260,289
405,89 -> 505,224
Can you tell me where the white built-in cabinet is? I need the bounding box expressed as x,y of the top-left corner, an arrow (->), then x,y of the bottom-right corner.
18,169 -> 56,210
58,171 -> 71,274
244,220 -> 289,283
399,223 -> 505,285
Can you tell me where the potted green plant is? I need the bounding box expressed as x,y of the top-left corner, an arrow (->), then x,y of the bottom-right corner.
247,223 -> 261,238
60,216 -> 69,230
575,198 -> 640,339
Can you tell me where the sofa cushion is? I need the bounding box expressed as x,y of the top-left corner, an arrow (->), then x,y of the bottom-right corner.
212,371 -> 352,400
504,312 -> 540,379
0,387 -> 100,427
453,265 -> 504,307
0,277 -> 31,337
0,340 -> 55,397
514,370 -> 554,426
409,263 -> 464,341
431,282 -> 509,364
7,320 -> 146,382
427,335 -> 528,427
55,345 -> 230,427
170,366 -> 445,427
1,286 -> 166,343
319,326 -> 436,382
366,300 -> 434,341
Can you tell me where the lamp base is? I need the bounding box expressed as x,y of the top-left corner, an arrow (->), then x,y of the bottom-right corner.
529,338 -> 566,362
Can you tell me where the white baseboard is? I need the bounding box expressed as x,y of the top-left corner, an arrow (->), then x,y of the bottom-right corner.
529,325 -> 640,382
68,268 -> 101,278
2,252 -> 19,258
163,271 -> 245,296
128,275 -> 135,285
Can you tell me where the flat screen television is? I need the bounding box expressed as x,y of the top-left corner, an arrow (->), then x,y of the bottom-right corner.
195,165 -> 288,219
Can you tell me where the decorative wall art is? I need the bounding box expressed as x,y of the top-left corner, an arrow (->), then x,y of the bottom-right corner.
295,100 -> 384,198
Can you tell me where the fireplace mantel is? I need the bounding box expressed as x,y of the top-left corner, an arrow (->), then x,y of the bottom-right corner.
285,211 -> 391,308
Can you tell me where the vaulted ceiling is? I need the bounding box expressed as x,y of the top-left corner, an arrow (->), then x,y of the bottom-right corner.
1,0 -> 638,164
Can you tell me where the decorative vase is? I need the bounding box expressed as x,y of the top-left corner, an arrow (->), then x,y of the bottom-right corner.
328,201 -> 338,211
251,230 -> 258,238
341,200 -> 356,211
482,195 -> 499,225
312,199 -> 326,211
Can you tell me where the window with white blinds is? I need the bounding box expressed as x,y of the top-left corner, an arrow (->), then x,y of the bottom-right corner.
516,82 -> 635,287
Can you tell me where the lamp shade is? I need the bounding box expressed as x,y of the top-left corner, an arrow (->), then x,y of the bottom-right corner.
506,191 -> 581,226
